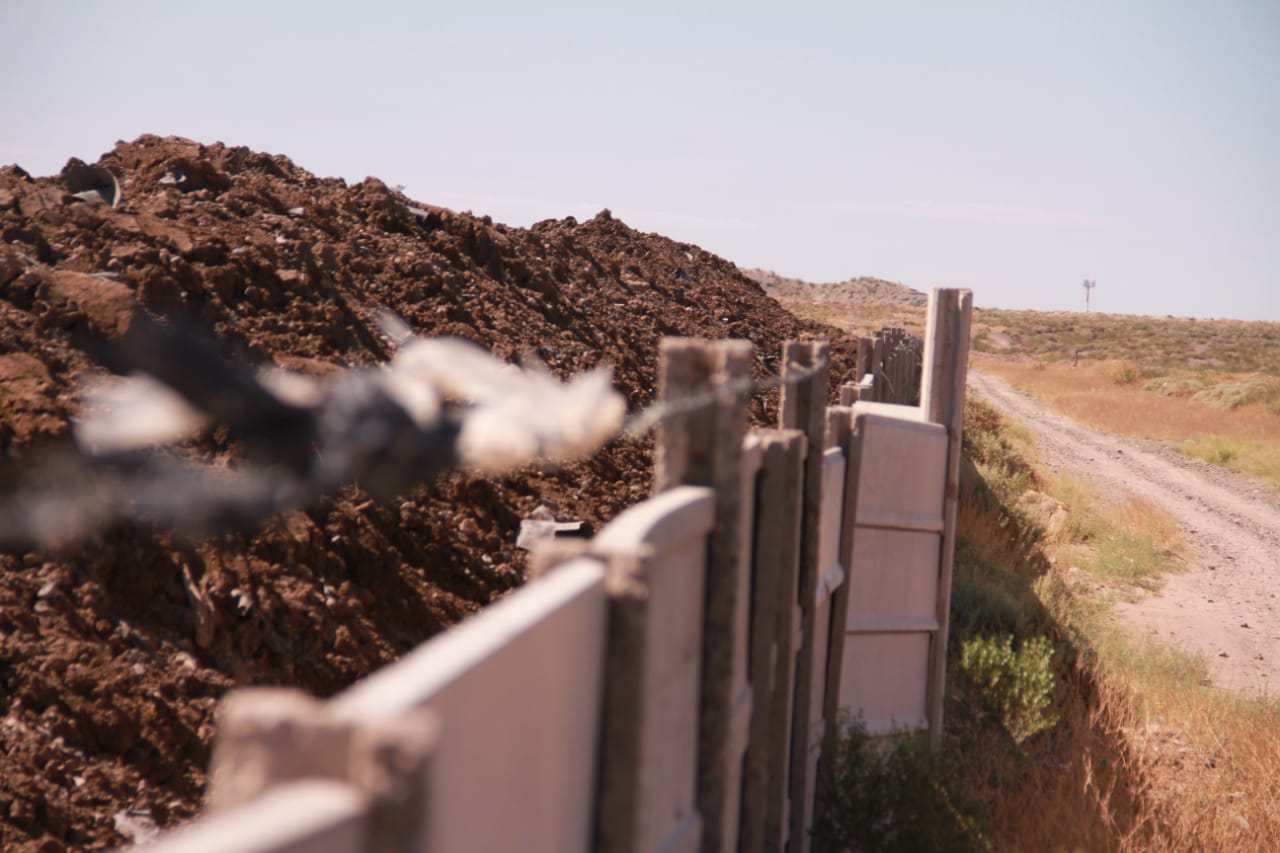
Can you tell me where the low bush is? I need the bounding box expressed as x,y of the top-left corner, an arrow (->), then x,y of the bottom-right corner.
1108,361 -> 1148,385
959,634 -> 1060,743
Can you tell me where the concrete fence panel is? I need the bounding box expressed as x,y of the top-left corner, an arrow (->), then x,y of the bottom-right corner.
329,558 -> 609,853
840,405 -> 948,736
138,780 -> 368,853
591,486 -> 716,853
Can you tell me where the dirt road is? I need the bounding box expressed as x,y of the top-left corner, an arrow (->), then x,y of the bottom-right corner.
968,370 -> 1280,696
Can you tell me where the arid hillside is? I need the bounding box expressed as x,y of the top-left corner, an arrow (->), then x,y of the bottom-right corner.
0,135 -> 857,850
741,269 -> 927,307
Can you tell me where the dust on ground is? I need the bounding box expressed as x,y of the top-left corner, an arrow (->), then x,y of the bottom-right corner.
0,134 -> 857,850
969,370 -> 1280,696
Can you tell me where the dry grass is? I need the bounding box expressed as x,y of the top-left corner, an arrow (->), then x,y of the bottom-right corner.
1046,471 -> 1187,594
976,356 -> 1280,487
1087,626 -> 1280,850
955,622 -> 1280,851
971,309 -> 1280,374
946,397 -> 1280,850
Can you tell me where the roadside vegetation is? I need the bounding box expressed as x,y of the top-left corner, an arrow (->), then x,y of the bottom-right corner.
970,308 -> 1280,488
815,396 -> 1280,851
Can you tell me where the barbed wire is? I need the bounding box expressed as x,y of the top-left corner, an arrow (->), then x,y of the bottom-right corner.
0,303 -> 912,548
621,358 -> 830,437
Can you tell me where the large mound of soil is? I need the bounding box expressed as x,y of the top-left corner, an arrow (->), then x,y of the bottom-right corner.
0,135 -> 856,850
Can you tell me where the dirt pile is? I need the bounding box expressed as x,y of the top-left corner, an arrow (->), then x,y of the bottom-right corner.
743,268 -> 928,307
0,135 -> 856,850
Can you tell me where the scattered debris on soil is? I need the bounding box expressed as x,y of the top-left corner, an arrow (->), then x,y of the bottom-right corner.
0,135 -> 857,850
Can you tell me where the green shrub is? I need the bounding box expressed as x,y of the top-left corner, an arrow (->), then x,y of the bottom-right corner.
813,719 -> 984,852
959,635 -> 1060,743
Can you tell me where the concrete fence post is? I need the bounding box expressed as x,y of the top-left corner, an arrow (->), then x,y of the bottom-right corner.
919,288 -> 974,751
738,429 -> 806,853
779,340 -> 830,851
855,337 -> 872,383
207,688 -> 437,853
871,335 -> 885,402
821,406 -> 858,727
653,337 -> 754,853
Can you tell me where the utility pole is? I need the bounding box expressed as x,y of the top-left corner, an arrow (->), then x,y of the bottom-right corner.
1083,279 -> 1096,312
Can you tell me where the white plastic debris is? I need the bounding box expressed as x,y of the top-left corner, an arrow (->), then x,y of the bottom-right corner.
114,809 -> 159,844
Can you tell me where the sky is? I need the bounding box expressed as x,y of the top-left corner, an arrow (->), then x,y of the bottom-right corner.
3,1 -> 1278,321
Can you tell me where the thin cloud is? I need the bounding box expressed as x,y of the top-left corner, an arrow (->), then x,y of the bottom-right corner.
787,199 -> 1111,227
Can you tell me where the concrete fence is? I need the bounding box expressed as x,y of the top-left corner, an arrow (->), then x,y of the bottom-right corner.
135,289 -> 972,853
841,327 -> 923,406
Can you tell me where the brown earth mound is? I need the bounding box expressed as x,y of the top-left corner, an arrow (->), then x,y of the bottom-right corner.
0,135 -> 857,850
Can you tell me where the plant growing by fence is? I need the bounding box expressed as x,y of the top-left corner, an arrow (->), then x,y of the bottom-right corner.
812,717 -> 984,853
958,634 -> 1059,744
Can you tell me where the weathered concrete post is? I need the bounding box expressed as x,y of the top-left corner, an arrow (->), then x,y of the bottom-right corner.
654,337 -> 755,853
778,340 -> 830,852
737,429 -> 806,853
919,289 -> 973,751
855,337 -> 872,383
871,334 -> 885,402
821,406 -> 858,727
208,687 -> 437,853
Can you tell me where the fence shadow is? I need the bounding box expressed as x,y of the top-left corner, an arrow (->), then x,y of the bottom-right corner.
938,401 -> 1166,849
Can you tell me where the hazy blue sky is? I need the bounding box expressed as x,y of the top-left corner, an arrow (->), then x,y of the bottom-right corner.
4,1 -> 1277,320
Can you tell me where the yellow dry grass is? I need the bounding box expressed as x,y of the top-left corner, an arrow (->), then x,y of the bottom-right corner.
1089,626 -> 1280,851
976,356 -> 1280,487
971,308 -> 1280,374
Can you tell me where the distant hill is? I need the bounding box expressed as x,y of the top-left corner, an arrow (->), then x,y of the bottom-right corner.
742,269 -> 928,307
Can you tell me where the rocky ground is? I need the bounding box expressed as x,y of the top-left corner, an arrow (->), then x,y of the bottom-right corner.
0,135 -> 858,850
